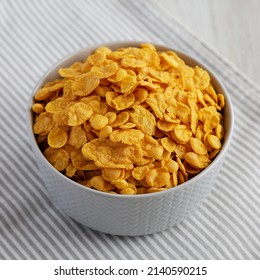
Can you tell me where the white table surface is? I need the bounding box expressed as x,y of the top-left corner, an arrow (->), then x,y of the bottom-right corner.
159,0 -> 260,86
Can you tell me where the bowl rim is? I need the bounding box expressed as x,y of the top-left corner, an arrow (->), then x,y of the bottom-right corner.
27,41 -> 234,199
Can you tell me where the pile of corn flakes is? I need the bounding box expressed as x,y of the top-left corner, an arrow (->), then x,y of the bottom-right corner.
32,44 -> 225,195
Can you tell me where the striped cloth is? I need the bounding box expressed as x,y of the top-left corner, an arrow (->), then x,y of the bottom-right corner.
1,0 -> 260,260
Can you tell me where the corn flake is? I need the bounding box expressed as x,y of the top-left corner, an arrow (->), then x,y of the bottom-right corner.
65,102 -> 93,126
92,62 -> 118,78
90,114 -> 108,130
173,125 -> 192,143
32,44 -> 225,195
184,152 -> 211,169
72,72 -> 100,96
113,93 -> 135,110
68,126 -> 87,148
87,51 -> 106,66
32,103 -> 44,114
33,112 -> 54,134
109,129 -> 144,145
44,147 -> 69,171
207,134 -> 222,149
102,168 -> 122,181
45,97 -> 69,113
81,139 -> 142,169
58,67 -> 80,78
34,81 -> 64,101
130,105 -> 156,135
48,127 -> 68,148
121,57 -> 146,68
90,176 -> 114,192
161,137 -> 176,153
190,137 -> 207,155
111,111 -> 129,127
120,75 -> 137,94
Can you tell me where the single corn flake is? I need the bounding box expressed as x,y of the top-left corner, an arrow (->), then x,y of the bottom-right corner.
194,66 -> 210,90
156,172 -> 171,188
109,129 -> 144,145
188,98 -> 199,134
92,62 -> 118,78
65,102 -> 93,126
130,105 -> 156,135
65,162 -> 77,177
190,137 -> 207,155
184,152 -> 211,169
44,147 -> 69,171
132,165 -> 149,181
68,126 -> 87,148
119,122 -> 136,129
108,68 -> 128,83
120,188 -> 136,195
218,94 -> 225,109
173,125 -> 192,143
146,92 -> 167,120
163,159 -> 179,173
32,103 -> 44,114
81,139 -> 142,169
95,85 -> 110,97
45,97 -> 69,113
33,112 -> 54,134
157,119 -> 177,132
48,127 -> 68,148
207,134 -> 222,149
149,68 -> 170,83
134,87 -> 148,103
63,80 -> 77,101
90,175 -> 114,192
102,168 -> 122,181
120,75 -> 137,94
209,149 -> 220,160
90,114 -> 108,130
34,82 -> 64,101
176,102 -> 191,124
58,67 -> 80,78
145,169 -> 158,187
215,124 -> 224,140
160,52 -> 179,68
87,51 -> 106,66
112,93 -> 135,110
161,137 -> 176,153
111,179 -> 129,190
204,114 -> 220,132
110,111 -> 129,127
72,72 -> 100,96
147,145 -> 164,160
121,57 -> 146,68
99,125 -> 113,139
105,111 -> 117,124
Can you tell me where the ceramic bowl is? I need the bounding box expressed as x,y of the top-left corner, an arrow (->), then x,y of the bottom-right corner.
27,42 -> 234,236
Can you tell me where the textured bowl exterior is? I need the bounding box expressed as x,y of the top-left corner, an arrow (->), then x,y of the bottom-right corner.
36,154 -> 223,236
27,41 -> 234,236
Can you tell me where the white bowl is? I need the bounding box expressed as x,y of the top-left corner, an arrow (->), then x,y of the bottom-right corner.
27,42 -> 234,236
